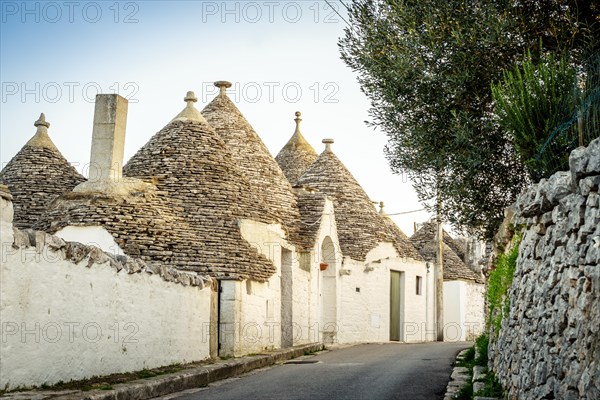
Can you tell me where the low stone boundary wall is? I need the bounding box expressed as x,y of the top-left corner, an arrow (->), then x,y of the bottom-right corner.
490,138 -> 599,399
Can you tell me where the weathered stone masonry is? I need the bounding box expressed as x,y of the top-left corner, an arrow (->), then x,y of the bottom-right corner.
490,138 -> 600,400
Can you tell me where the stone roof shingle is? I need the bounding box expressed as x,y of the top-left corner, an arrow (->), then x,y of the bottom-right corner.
121,92 -> 277,281
410,222 -> 484,283
296,140 -> 422,262
201,82 -> 302,247
296,190 -> 328,249
36,181 -> 212,271
381,215 -> 425,261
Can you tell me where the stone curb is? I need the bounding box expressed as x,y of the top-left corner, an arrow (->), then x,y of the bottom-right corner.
443,349 -> 471,400
442,348 -> 501,400
4,343 -> 324,400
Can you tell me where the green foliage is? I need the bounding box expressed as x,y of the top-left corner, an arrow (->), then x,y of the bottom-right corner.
454,383 -> 474,400
137,369 -> 157,379
452,334 -> 500,400
339,0 -> 599,239
475,372 -> 504,397
487,234 -> 522,330
534,52 -> 600,179
340,0 -> 527,239
456,347 -> 475,368
475,333 -> 489,366
492,51 -> 581,178
453,334 -> 503,400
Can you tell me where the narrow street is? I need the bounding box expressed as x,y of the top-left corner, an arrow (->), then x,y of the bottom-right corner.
157,342 -> 469,400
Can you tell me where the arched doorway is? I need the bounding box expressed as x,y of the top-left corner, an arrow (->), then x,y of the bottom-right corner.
319,236 -> 337,344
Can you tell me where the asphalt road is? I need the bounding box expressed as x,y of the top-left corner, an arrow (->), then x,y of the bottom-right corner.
159,342 -> 470,400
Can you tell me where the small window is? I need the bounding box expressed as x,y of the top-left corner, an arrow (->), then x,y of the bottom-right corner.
416,276 -> 423,295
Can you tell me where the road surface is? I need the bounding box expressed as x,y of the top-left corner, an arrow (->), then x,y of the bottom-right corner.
156,342 -> 470,400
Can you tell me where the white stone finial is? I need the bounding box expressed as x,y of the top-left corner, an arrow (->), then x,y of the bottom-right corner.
379,201 -> 385,215
214,81 -> 232,97
25,112 -> 59,150
294,111 -> 302,133
34,113 -> 50,128
322,138 -> 334,151
171,91 -> 207,124
184,91 -> 198,105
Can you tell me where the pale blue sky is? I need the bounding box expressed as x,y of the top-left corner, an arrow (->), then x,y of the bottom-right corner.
0,0 -> 432,235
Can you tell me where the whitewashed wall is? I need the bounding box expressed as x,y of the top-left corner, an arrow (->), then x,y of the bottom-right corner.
443,280 -> 485,341
246,198 -> 340,349
443,280 -> 466,341
464,280 -> 485,340
337,243 -> 431,344
55,225 -> 125,257
0,196 -> 213,390
310,199 -> 341,344
219,278 -> 284,357
230,220 -> 288,356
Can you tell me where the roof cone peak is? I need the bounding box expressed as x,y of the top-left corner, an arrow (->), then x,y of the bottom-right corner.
25,113 -> 59,151
184,91 -> 198,103
274,111 -> 318,184
215,81 -> 232,97
322,138 -> 334,152
171,90 -> 207,124
379,201 -> 386,215
34,113 -> 50,128
294,111 -> 302,133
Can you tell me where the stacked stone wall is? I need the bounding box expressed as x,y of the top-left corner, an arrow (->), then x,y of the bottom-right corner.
490,138 -> 600,399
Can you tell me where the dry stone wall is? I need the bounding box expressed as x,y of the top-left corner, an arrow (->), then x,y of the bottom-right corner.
490,138 -> 600,400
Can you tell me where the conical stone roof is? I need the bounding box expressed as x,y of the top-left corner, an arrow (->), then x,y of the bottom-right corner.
275,112 -> 318,185
0,114 -> 86,229
296,140 -> 420,262
410,222 -> 484,283
379,205 -> 424,261
123,92 -> 277,281
36,181 -> 215,275
201,81 -> 302,247
445,235 -> 467,262
296,189 -> 328,249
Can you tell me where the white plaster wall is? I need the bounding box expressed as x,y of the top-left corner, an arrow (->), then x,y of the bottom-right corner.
55,225 -> 124,257
232,220 -> 288,356
289,253 -> 317,345
443,280 -> 486,341
219,278 -> 283,357
0,195 -> 14,245
464,281 -> 486,340
218,280 -> 241,357
243,198 -> 340,349
310,200 -> 342,344
443,280 -> 467,341
0,238 -> 212,390
337,242 -> 430,344
338,257 -> 388,343
238,277 -> 281,354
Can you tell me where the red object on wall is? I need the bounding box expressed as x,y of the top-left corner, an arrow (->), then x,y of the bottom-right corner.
320,262 -> 328,271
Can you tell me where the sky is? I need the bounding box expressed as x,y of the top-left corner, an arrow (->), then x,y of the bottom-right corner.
0,0 -> 433,235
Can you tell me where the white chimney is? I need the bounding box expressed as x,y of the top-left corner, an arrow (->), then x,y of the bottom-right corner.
89,94 -> 128,181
